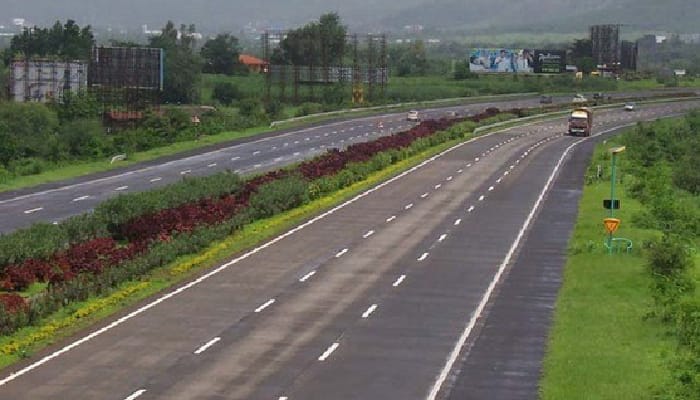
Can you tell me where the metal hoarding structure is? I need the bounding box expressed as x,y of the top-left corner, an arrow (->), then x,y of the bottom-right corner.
590,24 -> 621,70
262,32 -> 387,104
88,46 -> 164,121
9,60 -> 88,102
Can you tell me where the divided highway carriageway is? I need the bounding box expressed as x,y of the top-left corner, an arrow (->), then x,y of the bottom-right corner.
0,98 -> 698,399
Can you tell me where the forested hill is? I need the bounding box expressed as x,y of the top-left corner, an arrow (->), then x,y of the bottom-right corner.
381,0 -> 700,33
2,0 -> 698,33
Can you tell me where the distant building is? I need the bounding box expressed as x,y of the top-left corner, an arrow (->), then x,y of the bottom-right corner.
239,54 -> 268,73
679,33 -> 700,44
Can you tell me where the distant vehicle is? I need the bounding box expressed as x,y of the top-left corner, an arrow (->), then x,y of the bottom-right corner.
540,95 -> 553,104
568,107 -> 593,137
445,110 -> 458,117
624,102 -> 636,111
572,94 -> 588,104
407,110 -> 420,122
592,92 -> 605,100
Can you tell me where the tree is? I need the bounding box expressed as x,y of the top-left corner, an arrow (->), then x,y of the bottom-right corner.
49,90 -> 101,122
393,41 -> 429,77
149,21 -> 203,104
8,20 -> 94,60
276,13 -> 347,66
0,103 -> 59,165
201,34 -> 243,75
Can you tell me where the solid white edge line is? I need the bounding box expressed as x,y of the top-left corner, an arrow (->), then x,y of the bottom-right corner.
392,275 -> 406,287
299,270 -> 317,282
425,133 -> 594,400
0,119 -> 604,387
362,304 -> 378,319
193,337 -> 221,355
254,299 -> 276,313
124,389 -> 147,400
318,342 -> 340,361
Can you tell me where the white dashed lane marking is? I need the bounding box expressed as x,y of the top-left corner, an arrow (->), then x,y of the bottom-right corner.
335,248 -> 349,258
299,271 -> 317,282
362,304 -> 378,319
193,337 -> 221,355
318,342 -> 340,361
254,299 -> 276,313
392,275 -> 406,287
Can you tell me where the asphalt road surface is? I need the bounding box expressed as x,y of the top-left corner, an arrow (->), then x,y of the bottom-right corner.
0,90 -> 695,234
0,99 -> 697,400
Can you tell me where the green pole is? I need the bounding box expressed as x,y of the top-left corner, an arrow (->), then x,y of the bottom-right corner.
608,153 -> 617,253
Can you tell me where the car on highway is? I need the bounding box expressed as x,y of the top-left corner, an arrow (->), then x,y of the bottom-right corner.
624,102 -> 636,111
540,95 -> 553,104
407,110 -> 420,122
572,94 -> 588,104
445,110 -> 458,118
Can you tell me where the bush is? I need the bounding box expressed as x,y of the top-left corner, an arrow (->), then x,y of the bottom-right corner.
249,175 -> 310,218
57,118 -> 114,159
646,235 -> 695,320
296,102 -> 324,117
212,82 -> 241,106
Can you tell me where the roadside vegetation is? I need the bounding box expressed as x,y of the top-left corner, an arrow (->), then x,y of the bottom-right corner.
0,107 -> 524,366
1,16 -> 698,192
540,112 -> 700,399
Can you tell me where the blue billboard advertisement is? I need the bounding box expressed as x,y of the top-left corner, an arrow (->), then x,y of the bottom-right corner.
469,48 -> 535,73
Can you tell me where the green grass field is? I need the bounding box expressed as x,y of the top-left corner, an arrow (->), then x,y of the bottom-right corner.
539,145 -> 699,398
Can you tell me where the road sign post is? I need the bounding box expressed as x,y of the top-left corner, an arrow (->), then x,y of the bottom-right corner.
606,146 -> 625,253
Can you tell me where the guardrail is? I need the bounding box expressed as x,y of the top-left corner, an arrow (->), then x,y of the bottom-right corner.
269,92 -> 539,128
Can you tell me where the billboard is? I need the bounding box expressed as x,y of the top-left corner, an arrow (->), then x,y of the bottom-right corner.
88,47 -> 163,90
469,48 -> 535,73
532,50 -> 566,74
9,60 -> 88,102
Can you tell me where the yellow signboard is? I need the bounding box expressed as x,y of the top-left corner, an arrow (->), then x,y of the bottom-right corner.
604,218 -> 620,234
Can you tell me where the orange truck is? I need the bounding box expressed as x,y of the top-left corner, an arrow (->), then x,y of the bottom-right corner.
568,107 -> 593,137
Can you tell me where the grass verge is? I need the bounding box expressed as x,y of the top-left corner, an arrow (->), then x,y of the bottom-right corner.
0,121 -> 483,370
539,165 -> 683,399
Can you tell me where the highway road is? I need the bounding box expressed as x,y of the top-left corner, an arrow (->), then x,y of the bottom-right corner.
0,99 -> 697,400
0,89 -> 695,234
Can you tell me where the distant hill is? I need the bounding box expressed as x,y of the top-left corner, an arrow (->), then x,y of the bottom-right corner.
381,0 -> 700,33
2,0 -> 698,34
